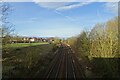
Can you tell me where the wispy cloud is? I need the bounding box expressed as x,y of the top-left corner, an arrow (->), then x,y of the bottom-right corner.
33,0 -> 119,2
34,2 -> 93,11
34,0 -> 119,11
2,0 -> 120,2
56,2 -> 92,11
104,2 -> 118,14
34,2 -> 69,10
54,10 -> 75,21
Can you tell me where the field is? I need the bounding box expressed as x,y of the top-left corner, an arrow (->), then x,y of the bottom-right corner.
2,43 -> 57,78
3,42 -> 49,48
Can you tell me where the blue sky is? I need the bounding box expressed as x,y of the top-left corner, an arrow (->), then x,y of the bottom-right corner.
8,2 -> 117,38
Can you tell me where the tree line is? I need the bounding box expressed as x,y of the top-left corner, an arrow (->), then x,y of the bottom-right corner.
67,17 -> 119,78
68,17 -> 119,58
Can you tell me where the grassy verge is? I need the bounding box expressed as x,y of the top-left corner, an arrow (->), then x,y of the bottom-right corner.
2,43 -> 57,78
90,58 -> 120,78
70,45 -> 120,78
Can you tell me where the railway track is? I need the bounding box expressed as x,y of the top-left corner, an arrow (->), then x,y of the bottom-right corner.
44,47 -> 64,79
44,44 -> 85,79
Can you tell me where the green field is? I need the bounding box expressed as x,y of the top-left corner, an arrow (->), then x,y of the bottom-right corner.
2,43 -> 57,78
3,42 -> 49,49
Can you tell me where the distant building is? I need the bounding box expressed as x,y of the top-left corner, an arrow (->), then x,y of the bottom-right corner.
30,38 -> 35,42
47,37 -> 54,44
9,36 -> 56,43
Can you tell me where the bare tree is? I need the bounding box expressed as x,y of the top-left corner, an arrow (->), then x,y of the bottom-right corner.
89,17 -> 119,58
0,3 -> 15,44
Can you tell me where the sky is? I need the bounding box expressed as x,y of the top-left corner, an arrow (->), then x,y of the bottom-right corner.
7,2 -> 118,38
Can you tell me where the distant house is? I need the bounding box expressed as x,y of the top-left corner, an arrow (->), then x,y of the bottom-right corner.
30,38 -> 35,42
37,38 -> 42,42
11,40 -> 17,43
47,37 -> 54,44
23,37 -> 29,41
22,37 -> 29,43
9,36 -> 51,43
42,39 -> 47,42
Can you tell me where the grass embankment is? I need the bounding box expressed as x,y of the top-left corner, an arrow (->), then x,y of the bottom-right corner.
2,43 -> 57,78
